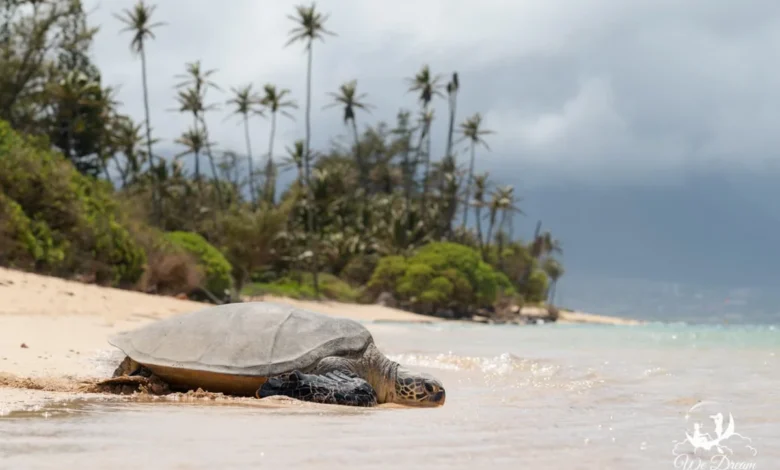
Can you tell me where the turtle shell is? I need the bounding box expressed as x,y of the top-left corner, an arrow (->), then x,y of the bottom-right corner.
108,302 -> 373,395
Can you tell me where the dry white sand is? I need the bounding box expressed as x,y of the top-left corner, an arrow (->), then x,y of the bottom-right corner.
0,266 -> 639,414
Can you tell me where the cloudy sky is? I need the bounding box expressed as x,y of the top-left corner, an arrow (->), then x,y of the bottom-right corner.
84,0 -> 780,189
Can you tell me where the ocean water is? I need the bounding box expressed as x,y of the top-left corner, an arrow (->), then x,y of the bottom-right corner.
0,321 -> 778,470
556,274 -> 780,325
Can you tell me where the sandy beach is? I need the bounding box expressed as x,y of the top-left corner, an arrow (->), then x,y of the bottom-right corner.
0,266 -> 638,414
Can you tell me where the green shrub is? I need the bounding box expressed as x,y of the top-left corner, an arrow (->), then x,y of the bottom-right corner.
368,242 -> 514,315
0,120 -> 145,285
164,231 -> 234,298
0,191 -> 55,268
242,272 -> 361,303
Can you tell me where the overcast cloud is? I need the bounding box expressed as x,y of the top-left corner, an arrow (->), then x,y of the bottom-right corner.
84,0 -> 780,186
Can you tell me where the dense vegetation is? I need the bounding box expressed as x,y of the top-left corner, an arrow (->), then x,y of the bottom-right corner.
0,0 -> 565,319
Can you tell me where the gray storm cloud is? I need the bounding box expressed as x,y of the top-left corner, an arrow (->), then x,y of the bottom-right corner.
85,0 -> 780,184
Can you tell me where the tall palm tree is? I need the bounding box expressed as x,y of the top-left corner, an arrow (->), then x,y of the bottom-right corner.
324,79 -> 373,190
444,72 -> 460,161
115,0 -> 165,221
260,84 -> 298,204
286,2 -> 335,298
174,61 -> 224,206
458,113 -> 494,231
226,84 -> 264,203
406,65 -> 444,214
171,87 -> 216,180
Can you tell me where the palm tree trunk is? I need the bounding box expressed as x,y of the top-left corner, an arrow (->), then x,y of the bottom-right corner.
399,131 -> 414,249
401,132 -> 413,208
243,114 -> 255,203
419,109 -> 432,222
461,142 -> 476,231
199,116 -> 225,209
303,40 -> 320,298
194,150 -> 202,192
189,114 -> 200,181
485,210 -> 497,256
264,112 -> 277,204
139,42 -> 160,224
445,93 -> 457,161
497,209 -> 508,270
350,117 -> 367,191
520,220 -> 543,293
475,205 -> 484,254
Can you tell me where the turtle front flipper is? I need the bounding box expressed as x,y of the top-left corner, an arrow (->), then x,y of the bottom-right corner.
256,370 -> 378,407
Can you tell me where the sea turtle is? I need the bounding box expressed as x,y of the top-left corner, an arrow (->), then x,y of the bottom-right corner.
96,301 -> 446,407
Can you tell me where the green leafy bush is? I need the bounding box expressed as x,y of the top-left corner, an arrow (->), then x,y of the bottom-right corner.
0,120 -> 145,285
242,272 -> 361,303
368,242 -> 514,315
164,231 -> 234,298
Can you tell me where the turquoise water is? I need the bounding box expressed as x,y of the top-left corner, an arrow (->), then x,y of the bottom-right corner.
1,322 -> 778,469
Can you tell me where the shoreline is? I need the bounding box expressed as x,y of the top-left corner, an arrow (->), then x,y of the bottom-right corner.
0,266 -> 641,413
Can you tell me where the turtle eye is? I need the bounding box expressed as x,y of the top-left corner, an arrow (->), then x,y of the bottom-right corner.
424,383 -> 435,394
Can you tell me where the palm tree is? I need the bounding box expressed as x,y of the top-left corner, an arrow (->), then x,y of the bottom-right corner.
542,257 -> 564,304
324,79 -> 373,190
174,61 -> 224,206
174,126 -> 213,189
94,85 -> 124,183
226,84 -> 264,202
171,87 -> 215,180
48,70 -> 102,162
391,109 -> 415,208
471,172 -> 490,254
259,84 -> 298,204
111,115 -> 148,186
286,2 -> 336,298
444,72 -> 459,161
531,231 -> 563,260
485,186 -> 520,252
406,65 -> 444,214
458,113 -> 494,231
115,0 -> 165,221
174,60 -> 220,94
281,139 -> 307,187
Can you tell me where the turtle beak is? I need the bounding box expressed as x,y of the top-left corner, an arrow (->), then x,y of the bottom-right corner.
432,388 -> 446,406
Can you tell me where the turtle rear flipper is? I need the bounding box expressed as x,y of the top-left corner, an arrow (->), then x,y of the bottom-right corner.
257,370 -> 378,407
93,375 -> 170,395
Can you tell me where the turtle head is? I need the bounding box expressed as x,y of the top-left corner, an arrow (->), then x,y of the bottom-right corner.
393,367 -> 446,407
